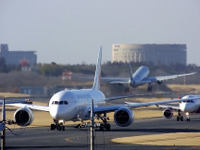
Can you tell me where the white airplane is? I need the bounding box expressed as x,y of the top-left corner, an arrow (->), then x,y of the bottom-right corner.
7,47 -> 200,131
101,65 -> 195,91
126,95 -> 200,122
157,95 -> 200,122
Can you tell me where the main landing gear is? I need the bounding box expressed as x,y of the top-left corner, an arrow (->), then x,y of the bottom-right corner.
50,113 -> 111,131
51,120 -> 65,131
177,110 -> 183,121
97,113 -> 111,131
73,114 -> 111,131
147,84 -> 153,92
125,87 -> 130,93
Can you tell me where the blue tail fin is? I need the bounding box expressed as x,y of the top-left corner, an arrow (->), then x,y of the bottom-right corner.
92,47 -> 102,90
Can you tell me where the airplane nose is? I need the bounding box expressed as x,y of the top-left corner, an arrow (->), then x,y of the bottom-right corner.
180,102 -> 186,112
49,106 -> 63,120
181,103 -> 193,112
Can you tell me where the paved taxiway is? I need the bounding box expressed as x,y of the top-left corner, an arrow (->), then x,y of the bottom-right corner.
5,116 -> 200,150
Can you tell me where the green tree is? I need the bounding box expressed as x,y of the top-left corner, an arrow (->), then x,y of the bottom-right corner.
40,62 -> 65,76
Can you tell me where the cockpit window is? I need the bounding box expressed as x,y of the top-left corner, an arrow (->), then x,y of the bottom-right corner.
52,101 -> 68,105
59,101 -> 64,104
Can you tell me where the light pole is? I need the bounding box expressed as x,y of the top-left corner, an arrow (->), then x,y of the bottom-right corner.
1,99 -> 6,150
90,99 -> 95,150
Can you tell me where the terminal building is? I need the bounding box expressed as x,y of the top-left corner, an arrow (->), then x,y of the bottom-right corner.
0,44 -> 37,65
112,44 -> 187,66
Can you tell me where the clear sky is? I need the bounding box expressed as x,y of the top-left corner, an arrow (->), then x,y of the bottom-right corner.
0,0 -> 200,65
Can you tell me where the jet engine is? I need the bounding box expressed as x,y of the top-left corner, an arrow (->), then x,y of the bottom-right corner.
14,107 -> 34,126
163,108 -> 173,119
114,107 -> 134,127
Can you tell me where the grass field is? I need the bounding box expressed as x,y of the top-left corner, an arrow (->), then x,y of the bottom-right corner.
167,84 -> 200,94
112,132 -> 200,146
0,92 -> 30,98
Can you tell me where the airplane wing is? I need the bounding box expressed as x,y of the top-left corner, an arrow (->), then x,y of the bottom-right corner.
155,104 -> 180,110
94,96 -> 200,114
0,99 -> 31,105
6,93 -> 152,112
0,98 -> 49,111
7,103 -> 49,112
147,72 -> 196,82
104,93 -> 154,102
94,105 -> 122,113
5,95 -> 147,113
124,97 -> 192,108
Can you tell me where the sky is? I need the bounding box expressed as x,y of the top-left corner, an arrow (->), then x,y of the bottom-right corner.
0,0 -> 200,65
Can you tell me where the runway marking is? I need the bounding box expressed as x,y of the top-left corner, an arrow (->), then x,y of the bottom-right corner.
111,132 -> 200,146
65,135 -> 88,143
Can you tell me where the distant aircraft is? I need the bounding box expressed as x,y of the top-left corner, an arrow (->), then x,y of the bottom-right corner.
126,95 -> 200,122
101,65 -> 196,91
6,47 -> 199,131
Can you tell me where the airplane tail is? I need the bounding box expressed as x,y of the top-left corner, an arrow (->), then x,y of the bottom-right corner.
92,47 -> 102,90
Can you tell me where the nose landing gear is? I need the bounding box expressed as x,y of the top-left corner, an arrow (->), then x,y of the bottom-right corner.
50,120 -> 65,131
186,112 -> 191,122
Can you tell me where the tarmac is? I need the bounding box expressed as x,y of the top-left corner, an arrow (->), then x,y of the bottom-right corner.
5,115 -> 200,150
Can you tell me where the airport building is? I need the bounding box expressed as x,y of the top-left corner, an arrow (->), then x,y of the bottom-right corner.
0,44 -> 37,65
112,44 -> 187,66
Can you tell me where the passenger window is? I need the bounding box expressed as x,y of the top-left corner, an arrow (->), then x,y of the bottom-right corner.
55,101 -> 58,104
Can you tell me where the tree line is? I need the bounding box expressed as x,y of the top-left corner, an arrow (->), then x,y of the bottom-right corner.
0,56 -> 199,77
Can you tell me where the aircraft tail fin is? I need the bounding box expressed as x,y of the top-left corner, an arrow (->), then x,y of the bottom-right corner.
92,47 -> 102,90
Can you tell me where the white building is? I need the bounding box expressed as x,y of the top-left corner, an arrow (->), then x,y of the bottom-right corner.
112,44 -> 187,66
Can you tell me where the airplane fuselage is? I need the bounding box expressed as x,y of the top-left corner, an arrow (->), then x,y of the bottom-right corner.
130,66 -> 150,87
179,95 -> 200,113
49,89 -> 105,122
